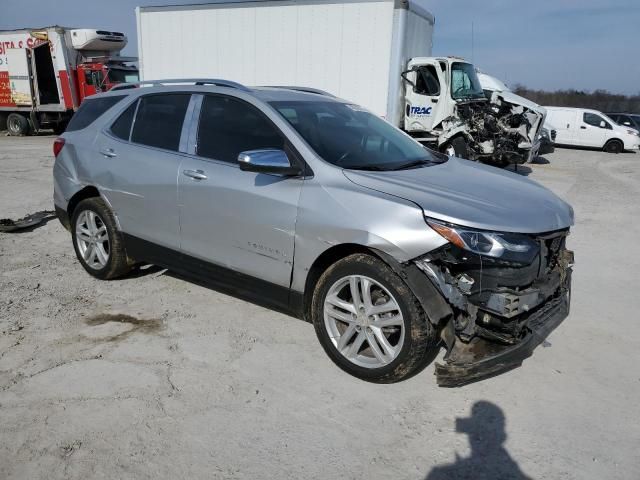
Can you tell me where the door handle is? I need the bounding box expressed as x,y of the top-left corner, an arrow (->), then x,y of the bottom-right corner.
100,148 -> 117,158
183,169 -> 207,180
580,126 -> 587,129
430,98 -> 438,103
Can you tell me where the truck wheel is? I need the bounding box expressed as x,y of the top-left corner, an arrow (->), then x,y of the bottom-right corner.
7,113 -> 31,136
311,253 -> 439,383
604,139 -> 623,154
444,137 -> 469,159
52,121 -> 68,135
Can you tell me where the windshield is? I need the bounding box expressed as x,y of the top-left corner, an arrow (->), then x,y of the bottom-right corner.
451,62 -> 486,100
107,68 -> 139,84
270,101 -> 445,171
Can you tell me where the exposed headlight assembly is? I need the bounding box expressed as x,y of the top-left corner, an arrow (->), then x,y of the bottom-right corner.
427,219 -> 539,263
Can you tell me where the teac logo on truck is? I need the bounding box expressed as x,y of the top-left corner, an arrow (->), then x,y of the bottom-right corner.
409,106 -> 432,117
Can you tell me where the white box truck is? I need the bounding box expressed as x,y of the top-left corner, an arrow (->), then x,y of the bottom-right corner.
0,26 -> 138,135
136,0 -> 544,166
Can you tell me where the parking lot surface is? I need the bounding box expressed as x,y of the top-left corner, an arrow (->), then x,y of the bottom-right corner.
1,135 -> 639,479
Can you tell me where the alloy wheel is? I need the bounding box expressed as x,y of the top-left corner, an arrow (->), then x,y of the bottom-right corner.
323,275 -> 405,368
75,210 -> 110,270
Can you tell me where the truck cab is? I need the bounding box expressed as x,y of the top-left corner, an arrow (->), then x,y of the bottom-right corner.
404,57 -> 485,135
402,57 -> 545,166
77,61 -> 139,98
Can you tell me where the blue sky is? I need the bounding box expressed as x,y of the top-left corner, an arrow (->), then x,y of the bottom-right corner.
2,0 -> 638,94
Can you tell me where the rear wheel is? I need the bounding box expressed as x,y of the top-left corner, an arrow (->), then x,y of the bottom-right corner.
71,197 -> 131,280
312,253 -> 439,383
6,113 -> 31,136
604,139 -> 623,154
444,136 -> 469,159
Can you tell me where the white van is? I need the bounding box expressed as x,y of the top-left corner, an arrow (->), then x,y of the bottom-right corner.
545,107 -> 640,153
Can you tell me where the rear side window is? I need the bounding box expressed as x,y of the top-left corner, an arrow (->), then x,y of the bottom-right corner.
66,95 -> 126,132
110,100 -> 138,141
131,94 -> 191,151
197,95 -> 284,163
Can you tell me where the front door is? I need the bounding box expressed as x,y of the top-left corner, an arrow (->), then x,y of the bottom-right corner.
178,94 -> 302,288
576,112 -> 608,147
94,93 -> 192,249
404,62 -> 445,133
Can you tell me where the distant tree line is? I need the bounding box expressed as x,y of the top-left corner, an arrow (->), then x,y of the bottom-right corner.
512,85 -> 640,114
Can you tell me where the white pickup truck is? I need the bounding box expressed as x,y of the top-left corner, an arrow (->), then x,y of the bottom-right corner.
136,0 -> 544,167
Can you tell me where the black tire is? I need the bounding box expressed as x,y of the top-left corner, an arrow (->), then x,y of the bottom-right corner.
6,113 -> 31,136
444,136 -> 470,159
604,139 -> 623,154
70,197 -> 131,280
311,253 -> 440,383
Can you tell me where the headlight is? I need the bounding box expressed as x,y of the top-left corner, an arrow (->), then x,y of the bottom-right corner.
626,129 -> 639,137
427,219 -> 539,263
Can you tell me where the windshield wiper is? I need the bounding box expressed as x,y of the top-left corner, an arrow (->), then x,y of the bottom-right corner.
342,164 -> 390,171
389,159 -> 441,171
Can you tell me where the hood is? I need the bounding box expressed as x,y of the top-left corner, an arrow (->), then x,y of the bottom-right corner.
343,158 -> 574,234
495,90 -> 546,116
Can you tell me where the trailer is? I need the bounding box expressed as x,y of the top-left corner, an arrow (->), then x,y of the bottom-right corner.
136,0 -> 544,166
0,26 -> 138,135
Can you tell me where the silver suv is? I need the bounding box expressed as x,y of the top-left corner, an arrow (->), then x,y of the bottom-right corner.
53,80 -> 574,386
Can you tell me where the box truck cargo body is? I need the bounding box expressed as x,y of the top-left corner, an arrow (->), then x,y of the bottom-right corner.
137,0 -> 433,127
137,0 -> 544,166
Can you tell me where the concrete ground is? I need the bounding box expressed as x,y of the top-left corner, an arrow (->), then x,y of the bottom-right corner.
1,135 -> 638,480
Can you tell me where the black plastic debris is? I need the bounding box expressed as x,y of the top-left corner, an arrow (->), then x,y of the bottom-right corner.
0,210 -> 56,233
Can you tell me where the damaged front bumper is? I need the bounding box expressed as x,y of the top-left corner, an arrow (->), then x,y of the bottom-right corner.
434,281 -> 570,387
411,231 -> 573,387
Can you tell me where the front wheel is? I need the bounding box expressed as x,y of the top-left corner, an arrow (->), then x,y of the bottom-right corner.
311,253 -> 439,383
443,136 -> 470,160
604,139 -> 623,154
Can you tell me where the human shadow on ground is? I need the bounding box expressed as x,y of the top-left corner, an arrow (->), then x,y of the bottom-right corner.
425,401 -> 532,480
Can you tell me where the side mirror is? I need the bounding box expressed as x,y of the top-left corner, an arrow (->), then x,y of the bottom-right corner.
238,149 -> 302,176
599,120 -> 606,128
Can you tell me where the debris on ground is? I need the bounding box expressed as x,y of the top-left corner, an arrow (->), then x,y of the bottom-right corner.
0,210 -> 56,233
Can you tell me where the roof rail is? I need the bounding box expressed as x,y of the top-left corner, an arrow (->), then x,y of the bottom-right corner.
266,86 -> 336,97
110,78 -> 251,92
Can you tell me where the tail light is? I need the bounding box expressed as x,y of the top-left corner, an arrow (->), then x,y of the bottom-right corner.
53,137 -> 66,158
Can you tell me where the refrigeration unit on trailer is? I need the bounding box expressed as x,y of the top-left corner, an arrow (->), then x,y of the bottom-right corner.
0,27 -> 138,135
136,0 -> 543,167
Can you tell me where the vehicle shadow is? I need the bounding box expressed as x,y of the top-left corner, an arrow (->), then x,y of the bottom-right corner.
531,156 -> 551,165
424,401 -> 532,480
505,164 -> 533,176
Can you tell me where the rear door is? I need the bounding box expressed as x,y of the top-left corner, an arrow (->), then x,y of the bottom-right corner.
6,48 -> 34,106
178,94 -> 303,288
94,93 -> 192,249
548,109 -> 576,145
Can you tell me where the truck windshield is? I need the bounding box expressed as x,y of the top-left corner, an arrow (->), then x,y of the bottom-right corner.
270,100 -> 445,171
107,68 -> 139,84
451,62 -> 485,100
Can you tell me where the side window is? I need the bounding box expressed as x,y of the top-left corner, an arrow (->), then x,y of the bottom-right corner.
414,66 -> 440,96
66,95 -> 127,132
131,94 -> 191,151
583,113 -> 610,129
197,95 -> 284,163
110,100 -> 138,141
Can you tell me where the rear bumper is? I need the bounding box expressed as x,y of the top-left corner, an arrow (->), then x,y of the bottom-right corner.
435,285 -> 570,387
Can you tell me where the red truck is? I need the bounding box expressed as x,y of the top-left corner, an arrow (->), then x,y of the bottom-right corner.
0,26 -> 138,135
